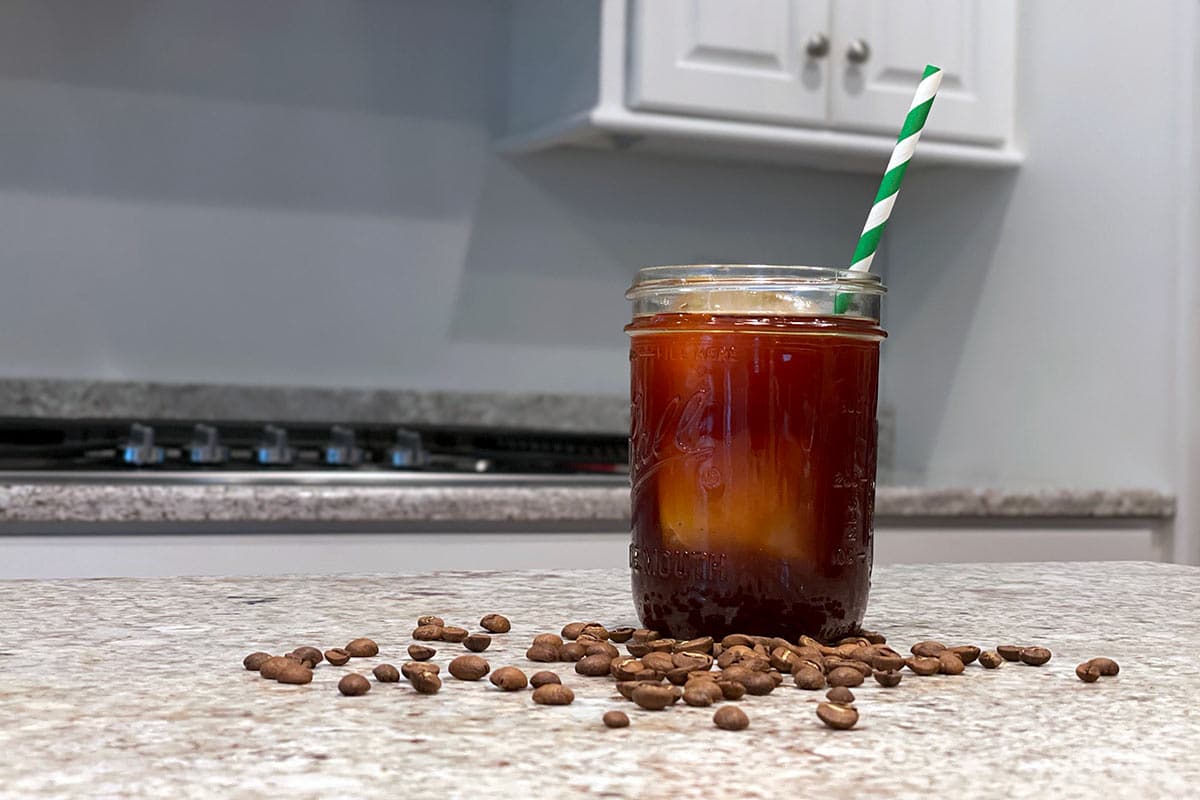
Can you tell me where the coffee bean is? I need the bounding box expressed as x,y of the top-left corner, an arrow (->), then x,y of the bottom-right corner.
586,642 -> 620,659
560,622 -> 587,640
290,647 -> 323,668
718,680 -> 746,700
441,627 -> 469,644
1088,657 -> 1120,676
480,614 -> 511,634
768,670 -> 784,687
373,664 -> 400,683
905,656 -> 941,676
674,637 -> 714,655
769,647 -> 799,672
1076,662 -> 1101,683
345,638 -> 379,658
532,684 -> 575,705
873,670 -> 902,687
412,671 -> 442,694
417,615 -> 445,627
401,662 -> 440,681
277,662 -> 313,685
938,651 -> 965,675
259,656 -> 291,679
682,684 -> 714,707
413,625 -> 443,641
793,665 -> 826,690
642,651 -> 675,675
688,680 -> 725,704
996,645 -> 1022,662
826,686 -> 855,704
533,633 -> 564,649
558,642 -> 586,662
665,667 -> 693,685
603,710 -> 630,728
721,634 -> 755,648
580,624 -> 609,641
625,642 -> 651,658
610,658 -> 645,681
978,651 -> 1004,669
576,654 -> 613,677
464,633 -> 492,653
631,629 -> 661,643
632,683 -> 678,710
816,702 -> 859,730
1019,646 -> 1052,666
948,645 -> 981,665
525,644 -> 559,662
448,655 -> 490,681
243,652 -> 272,671
490,666 -> 528,691
740,671 -> 776,696
616,680 -> 653,700
324,648 -> 351,666
827,666 -> 865,688
861,630 -> 887,645
713,706 -> 749,731
283,653 -> 308,666
407,644 -> 436,661
910,640 -> 947,658
871,653 -> 906,672
672,651 -> 714,672
833,659 -> 874,678
609,627 -> 636,643
529,671 -> 561,688
646,639 -> 677,653
338,674 -> 370,696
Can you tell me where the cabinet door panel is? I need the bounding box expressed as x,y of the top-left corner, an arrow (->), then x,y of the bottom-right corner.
629,0 -> 831,126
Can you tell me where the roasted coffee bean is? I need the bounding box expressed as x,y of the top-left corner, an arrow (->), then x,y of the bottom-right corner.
412,671 -> 442,694
741,671 -> 776,696
480,614 -> 511,634
1076,662 -> 1101,683
530,671 -> 561,688
674,636 -> 715,655
631,629 -> 661,643
580,624 -> 609,641
978,651 -> 1004,669
441,626 -> 469,644
688,680 -> 725,704
413,625 -> 443,641
560,622 -> 587,640
832,643 -> 862,659
283,653 -> 308,666
682,684 -> 715,707
642,651 -> 675,675
646,639 -> 677,653
816,702 -> 859,730
1088,657 -> 1120,676
871,653 -> 906,672
448,655 -> 490,681
713,706 -> 749,731
401,662 -> 440,681
558,642 -> 586,662
720,665 -> 755,684
665,667 -> 694,686
532,684 -> 575,705
407,644 -> 436,661
603,710 -> 630,728
721,634 -> 756,648
490,666 -> 529,691
610,657 -> 643,681
575,634 -> 602,648
533,633 -> 565,649
827,666 -> 865,688
717,645 -> 756,669
873,669 -> 902,687
826,686 -> 855,704
767,670 -> 784,687
338,673 -> 370,696
464,633 -> 492,653
417,615 -> 445,627
625,642 -> 652,658
324,648 -> 351,666
576,654 -> 613,677
997,645 -> 1023,662
259,656 -> 291,680
632,683 -> 678,710
938,651 -> 965,675
243,652 -> 272,671
718,680 -> 746,700
290,647 -> 324,667
616,680 -> 653,700
837,659 -> 874,678
672,651 -> 714,672
906,656 -> 941,676
586,642 -> 621,659
525,644 -> 559,663
793,665 -> 826,690
277,662 -> 313,685
609,627 -> 636,644
1019,646 -> 1052,666
948,645 -> 981,665
861,630 -> 887,645
910,640 -> 947,658
797,635 -> 824,651
345,638 -> 379,658
373,664 -> 400,683
770,647 -> 800,672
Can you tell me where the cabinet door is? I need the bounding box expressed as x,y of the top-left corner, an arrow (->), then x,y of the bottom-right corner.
829,0 -> 1015,144
628,0 -> 832,126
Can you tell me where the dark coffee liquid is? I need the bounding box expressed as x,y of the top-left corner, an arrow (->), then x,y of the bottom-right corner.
627,313 -> 882,641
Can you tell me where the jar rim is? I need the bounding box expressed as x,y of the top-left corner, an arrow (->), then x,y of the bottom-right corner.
626,264 -> 885,299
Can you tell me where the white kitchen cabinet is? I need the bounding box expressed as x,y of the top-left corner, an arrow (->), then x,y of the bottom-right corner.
502,0 -> 1020,171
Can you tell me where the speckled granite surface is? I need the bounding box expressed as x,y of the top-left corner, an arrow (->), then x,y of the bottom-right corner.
0,562 -> 1195,798
0,481 -> 1175,524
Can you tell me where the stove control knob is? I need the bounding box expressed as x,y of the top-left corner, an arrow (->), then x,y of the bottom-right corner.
256,425 -> 295,466
389,428 -> 429,468
188,424 -> 229,465
325,425 -> 362,466
121,423 -> 165,466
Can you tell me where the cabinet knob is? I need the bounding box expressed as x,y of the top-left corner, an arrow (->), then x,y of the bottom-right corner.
805,32 -> 830,58
846,39 -> 871,64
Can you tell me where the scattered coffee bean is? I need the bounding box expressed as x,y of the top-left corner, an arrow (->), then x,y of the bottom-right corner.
1019,646 -> 1052,666
721,634 -> 755,649
290,647 -> 323,668
561,622 -> 587,640
870,653 -> 906,672
631,629 -> 661,643
1076,662 -> 1101,683
581,624 -> 610,641
674,636 -> 715,655
861,630 -> 887,645
413,625 -> 443,641
793,665 -> 826,690
449,655 -> 490,681
911,640 -> 947,658
672,651 -> 714,672
906,656 -> 941,676
609,627 -> 636,643
682,684 -> 714,707
740,671 -> 776,695
243,652 -> 271,671
372,664 -> 400,683
816,702 -> 859,730
480,614 -> 511,634
417,615 -> 445,627
938,651 -> 965,675
412,671 -> 442,694
525,644 -> 559,663
324,648 -> 351,666
767,670 -> 784,687
616,680 -> 652,700
338,674 -> 371,696
718,680 -> 746,700
345,638 -> 379,657
713,706 -> 750,731
996,645 -> 1023,662
277,662 -> 313,685
401,662 -> 440,681
603,710 -> 630,728
558,642 -> 586,662
1088,657 -> 1120,676
259,656 -> 291,680
610,658 -> 645,682
586,642 -> 620,659
827,666 -> 865,688
978,651 -> 1004,669
873,670 -> 902,687
464,633 -> 492,653
690,680 -> 725,704
407,644 -> 436,661
665,667 -> 693,685
533,633 -> 565,649
646,639 -> 677,654
770,647 -> 799,672
948,645 -> 981,665
441,626 -> 469,644
532,684 -> 575,705
576,654 -> 614,677
490,666 -> 529,691
529,671 -> 561,688
826,686 -> 855,704
632,683 -> 678,711
642,652 -> 675,675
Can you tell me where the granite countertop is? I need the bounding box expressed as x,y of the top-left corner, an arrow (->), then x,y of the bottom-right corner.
1,562 -> 1196,798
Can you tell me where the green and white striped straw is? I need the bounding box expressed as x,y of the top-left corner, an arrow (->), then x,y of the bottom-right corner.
835,64 -> 942,313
